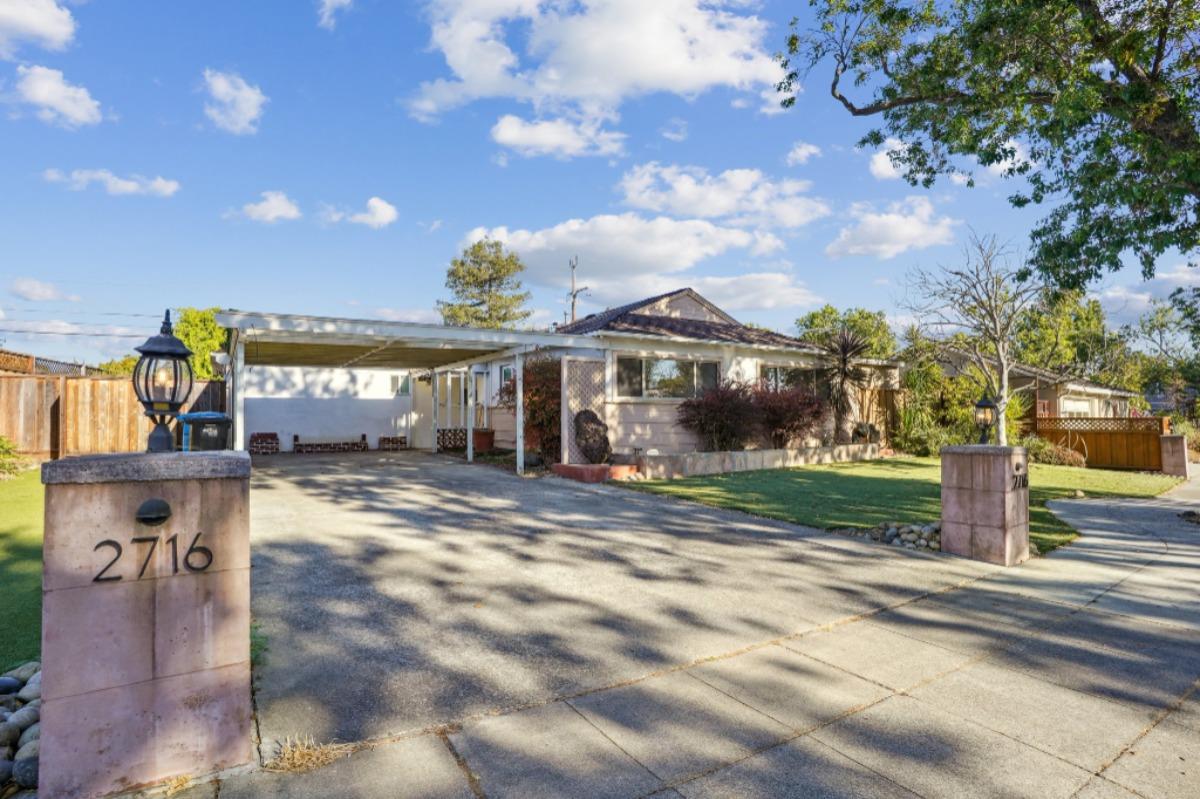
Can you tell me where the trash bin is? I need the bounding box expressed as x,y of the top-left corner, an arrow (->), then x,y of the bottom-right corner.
179,412 -> 232,451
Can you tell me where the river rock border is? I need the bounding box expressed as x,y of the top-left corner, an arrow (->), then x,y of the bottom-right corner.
0,660 -> 41,798
831,521 -> 943,552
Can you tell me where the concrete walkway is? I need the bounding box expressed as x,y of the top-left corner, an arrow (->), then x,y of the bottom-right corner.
180,457 -> 1199,799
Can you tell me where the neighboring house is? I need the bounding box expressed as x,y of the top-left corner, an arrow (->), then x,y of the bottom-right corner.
219,288 -> 899,458
937,348 -> 1139,419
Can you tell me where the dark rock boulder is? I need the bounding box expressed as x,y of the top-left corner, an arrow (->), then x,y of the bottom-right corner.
574,409 -> 612,464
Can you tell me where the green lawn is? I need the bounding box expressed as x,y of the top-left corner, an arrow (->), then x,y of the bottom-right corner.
0,469 -> 44,671
625,457 -> 1181,554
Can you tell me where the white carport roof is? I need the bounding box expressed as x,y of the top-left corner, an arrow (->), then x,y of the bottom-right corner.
216,309 -> 598,370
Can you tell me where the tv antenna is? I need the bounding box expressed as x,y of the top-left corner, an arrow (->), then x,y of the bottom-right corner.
567,256 -> 589,322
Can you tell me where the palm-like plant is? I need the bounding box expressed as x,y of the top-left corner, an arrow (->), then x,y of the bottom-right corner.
818,325 -> 872,444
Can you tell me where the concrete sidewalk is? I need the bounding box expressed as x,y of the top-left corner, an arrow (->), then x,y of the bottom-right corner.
180,470 -> 1199,799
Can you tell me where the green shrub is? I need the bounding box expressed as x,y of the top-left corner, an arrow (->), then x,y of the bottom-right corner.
0,435 -> 22,478
497,356 -> 561,464
1019,435 -> 1087,467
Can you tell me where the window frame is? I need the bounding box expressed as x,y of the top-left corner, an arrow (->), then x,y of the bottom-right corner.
391,374 -> 411,397
614,355 -> 723,401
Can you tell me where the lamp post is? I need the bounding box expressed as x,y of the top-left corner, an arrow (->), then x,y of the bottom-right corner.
974,393 -> 999,445
133,310 -> 193,452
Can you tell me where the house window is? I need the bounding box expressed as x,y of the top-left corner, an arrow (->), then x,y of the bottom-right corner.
499,365 -> 514,385
616,357 -> 721,398
760,366 -> 825,396
391,374 -> 411,396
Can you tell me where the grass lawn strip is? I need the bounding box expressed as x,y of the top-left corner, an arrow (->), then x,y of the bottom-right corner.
0,469 -> 44,671
624,457 -> 1180,554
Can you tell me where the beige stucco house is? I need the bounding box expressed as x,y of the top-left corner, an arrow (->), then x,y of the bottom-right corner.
219,289 -> 898,470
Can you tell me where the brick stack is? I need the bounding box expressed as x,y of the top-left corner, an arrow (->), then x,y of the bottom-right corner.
379,436 -> 408,451
248,432 -> 280,455
292,434 -> 369,454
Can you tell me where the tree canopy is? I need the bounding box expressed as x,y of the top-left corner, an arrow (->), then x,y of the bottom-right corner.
98,308 -> 227,380
438,240 -> 532,328
796,304 -> 896,358
780,1 -> 1200,288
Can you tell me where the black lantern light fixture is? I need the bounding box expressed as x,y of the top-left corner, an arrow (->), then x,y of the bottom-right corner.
973,393 -> 999,445
133,310 -> 193,452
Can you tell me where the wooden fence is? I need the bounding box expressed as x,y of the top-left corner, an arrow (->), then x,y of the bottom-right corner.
0,375 -> 224,459
1034,416 -> 1170,471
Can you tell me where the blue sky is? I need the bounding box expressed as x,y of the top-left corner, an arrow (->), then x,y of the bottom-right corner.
1,0 -> 1193,365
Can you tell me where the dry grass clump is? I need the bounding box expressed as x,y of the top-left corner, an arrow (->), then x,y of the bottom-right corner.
163,776 -> 192,797
265,736 -> 354,773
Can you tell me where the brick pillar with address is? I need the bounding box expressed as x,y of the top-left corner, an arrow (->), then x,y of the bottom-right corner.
940,445 -> 1031,567
39,452 -> 253,798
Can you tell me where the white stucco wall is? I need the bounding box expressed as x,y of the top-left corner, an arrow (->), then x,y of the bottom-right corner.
242,366 -> 413,452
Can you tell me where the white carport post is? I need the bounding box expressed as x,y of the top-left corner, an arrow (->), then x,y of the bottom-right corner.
515,352 -> 525,475
431,372 -> 439,453
466,367 -> 475,462
233,336 -> 246,451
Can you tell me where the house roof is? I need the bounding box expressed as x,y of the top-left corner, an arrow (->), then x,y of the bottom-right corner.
557,288 -> 739,334
557,288 -> 820,352
605,313 -> 823,351
942,347 -> 1139,398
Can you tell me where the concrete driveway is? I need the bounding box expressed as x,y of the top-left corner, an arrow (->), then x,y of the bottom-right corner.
212,452 -> 1199,799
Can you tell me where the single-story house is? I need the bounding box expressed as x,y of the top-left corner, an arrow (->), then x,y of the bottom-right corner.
937,348 -> 1140,418
217,289 -> 899,471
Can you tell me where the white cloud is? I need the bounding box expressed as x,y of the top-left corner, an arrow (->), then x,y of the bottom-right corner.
825,196 -> 958,259
43,168 -> 180,197
465,212 -> 781,302
869,138 -> 903,180
10,277 -> 79,302
203,69 -> 267,135
619,162 -> 830,229
375,306 -> 442,324
241,191 -> 301,223
785,141 -> 821,166
491,114 -> 625,158
325,196 -> 399,229
15,65 -> 100,127
687,273 -> 821,311
0,0 -> 74,59
318,0 -> 353,29
661,118 -> 688,142
410,0 -> 783,124
1097,264 -> 1200,324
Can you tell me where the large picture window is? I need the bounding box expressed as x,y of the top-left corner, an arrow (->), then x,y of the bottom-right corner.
617,357 -> 721,398
760,365 -> 828,398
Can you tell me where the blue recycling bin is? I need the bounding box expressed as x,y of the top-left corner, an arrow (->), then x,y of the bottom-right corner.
178,411 -> 232,451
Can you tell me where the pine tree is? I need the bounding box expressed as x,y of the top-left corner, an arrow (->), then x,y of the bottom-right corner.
437,240 -> 532,329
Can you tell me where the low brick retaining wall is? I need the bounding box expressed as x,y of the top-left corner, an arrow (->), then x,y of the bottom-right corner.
638,443 -> 879,480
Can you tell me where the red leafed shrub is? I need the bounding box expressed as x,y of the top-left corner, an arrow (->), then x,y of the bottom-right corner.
498,355 -> 561,464
752,385 -> 827,449
676,380 -> 757,451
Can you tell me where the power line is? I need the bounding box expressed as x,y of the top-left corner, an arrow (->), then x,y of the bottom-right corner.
0,329 -> 144,338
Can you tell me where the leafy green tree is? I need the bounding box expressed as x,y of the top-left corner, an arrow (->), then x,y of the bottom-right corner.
100,308 -> 227,381
98,354 -> 139,376
796,305 -> 896,358
174,308 -> 228,381
780,1 -> 1200,288
1013,289 -> 1143,391
438,240 -> 532,328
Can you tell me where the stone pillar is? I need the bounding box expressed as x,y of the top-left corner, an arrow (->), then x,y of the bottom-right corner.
1161,435 -> 1190,478
940,445 -> 1030,567
39,452 -> 253,798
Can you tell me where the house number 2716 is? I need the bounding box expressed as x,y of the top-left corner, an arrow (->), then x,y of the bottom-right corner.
93,532 -> 213,582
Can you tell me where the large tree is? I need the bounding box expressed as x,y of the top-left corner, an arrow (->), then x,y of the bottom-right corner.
796,304 -> 897,358
1013,289 -> 1143,391
438,240 -> 532,328
98,307 -> 227,380
780,1 -> 1200,288
905,234 -> 1043,445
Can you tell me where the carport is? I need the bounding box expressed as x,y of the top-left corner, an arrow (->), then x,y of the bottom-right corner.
215,310 -> 595,472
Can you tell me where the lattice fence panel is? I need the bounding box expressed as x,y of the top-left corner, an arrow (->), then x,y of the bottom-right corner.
565,360 -> 605,463
1036,417 -> 1166,434
437,428 -> 467,450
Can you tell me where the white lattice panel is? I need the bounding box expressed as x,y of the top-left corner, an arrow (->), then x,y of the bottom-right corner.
565,359 -> 605,463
